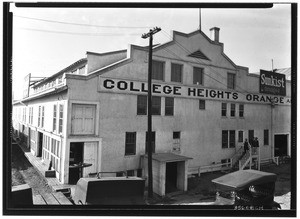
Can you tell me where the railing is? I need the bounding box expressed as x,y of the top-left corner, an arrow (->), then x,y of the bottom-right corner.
239,150 -> 251,170
189,161 -> 232,176
230,146 -> 244,169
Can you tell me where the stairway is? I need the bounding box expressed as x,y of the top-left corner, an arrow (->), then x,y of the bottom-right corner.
230,146 -> 260,172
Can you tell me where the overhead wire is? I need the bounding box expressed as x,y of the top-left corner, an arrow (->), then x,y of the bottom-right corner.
14,14 -> 152,29
17,27 -> 142,36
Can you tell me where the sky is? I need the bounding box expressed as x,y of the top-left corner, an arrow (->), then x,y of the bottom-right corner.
10,3 -> 292,100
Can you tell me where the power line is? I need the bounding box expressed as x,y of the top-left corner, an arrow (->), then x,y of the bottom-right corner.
14,14 -> 152,29
17,27 -> 141,36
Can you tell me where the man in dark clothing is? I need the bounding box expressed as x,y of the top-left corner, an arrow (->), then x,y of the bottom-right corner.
244,138 -> 249,153
253,137 -> 259,147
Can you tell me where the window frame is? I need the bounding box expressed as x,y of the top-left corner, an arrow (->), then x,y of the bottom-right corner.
227,72 -> 236,90
199,100 -> 206,110
173,131 -> 181,139
137,95 -> 147,115
230,103 -> 236,117
152,96 -> 161,115
238,131 -> 243,143
171,63 -> 183,83
222,130 -> 228,148
165,97 -> 174,116
239,104 -> 244,118
193,67 -> 204,85
152,60 -> 165,81
53,104 -> 57,132
58,104 -> 63,134
229,130 -> 236,148
221,103 -> 227,117
125,132 -> 136,156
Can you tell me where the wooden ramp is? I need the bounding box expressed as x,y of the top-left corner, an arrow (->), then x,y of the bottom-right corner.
33,192 -> 73,205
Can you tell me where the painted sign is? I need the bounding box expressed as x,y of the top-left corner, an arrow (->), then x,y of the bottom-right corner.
98,77 -> 291,105
260,70 -> 286,96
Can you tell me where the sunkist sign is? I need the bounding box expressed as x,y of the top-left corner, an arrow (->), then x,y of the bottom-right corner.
260,69 -> 286,96
98,77 -> 291,105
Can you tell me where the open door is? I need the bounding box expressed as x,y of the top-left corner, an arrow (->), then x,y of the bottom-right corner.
83,142 -> 98,177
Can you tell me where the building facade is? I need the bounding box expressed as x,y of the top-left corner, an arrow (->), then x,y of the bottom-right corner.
12,28 -> 291,195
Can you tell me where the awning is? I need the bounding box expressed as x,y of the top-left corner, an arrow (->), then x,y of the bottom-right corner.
212,169 -> 277,190
144,153 -> 192,162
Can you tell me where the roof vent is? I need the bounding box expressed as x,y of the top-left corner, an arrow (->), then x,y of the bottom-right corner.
188,50 -> 210,61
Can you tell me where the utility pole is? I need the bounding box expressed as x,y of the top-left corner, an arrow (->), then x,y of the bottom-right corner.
142,27 -> 161,199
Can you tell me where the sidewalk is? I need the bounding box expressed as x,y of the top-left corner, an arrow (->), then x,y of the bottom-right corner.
14,138 -> 76,197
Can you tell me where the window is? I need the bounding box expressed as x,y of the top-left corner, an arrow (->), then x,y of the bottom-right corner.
29,107 -> 33,124
152,60 -> 164,81
221,103 -> 227,117
193,67 -> 204,85
125,132 -> 136,155
230,104 -> 235,117
239,104 -> 244,118
59,104 -> 63,133
152,96 -> 161,115
264,130 -> 269,145
71,104 -> 96,135
165,97 -> 174,116
229,130 -> 235,148
41,106 -> 45,128
227,73 -> 236,90
173,132 -> 180,139
248,130 -> 254,145
53,105 -> 57,132
38,106 -> 41,127
145,131 -> 155,153
171,63 -> 183,83
222,130 -> 228,148
199,100 -> 205,110
238,131 -> 243,142
222,130 -> 235,148
137,95 -> 147,115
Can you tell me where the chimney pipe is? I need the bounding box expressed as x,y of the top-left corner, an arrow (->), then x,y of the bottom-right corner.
210,27 -> 220,43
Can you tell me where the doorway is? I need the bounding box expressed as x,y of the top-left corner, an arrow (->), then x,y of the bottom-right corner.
274,134 -> 288,157
37,132 -> 43,157
165,162 -> 178,193
69,142 -> 84,184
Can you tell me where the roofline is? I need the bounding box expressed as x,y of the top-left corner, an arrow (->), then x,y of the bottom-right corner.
86,49 -> 127,56
153,29 -> 238,69
32,58 -> 87,88
13,85 -> 68,105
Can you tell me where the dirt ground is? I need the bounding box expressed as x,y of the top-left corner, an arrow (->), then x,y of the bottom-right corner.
11,141 -> 291,208
11,143 -> 52,195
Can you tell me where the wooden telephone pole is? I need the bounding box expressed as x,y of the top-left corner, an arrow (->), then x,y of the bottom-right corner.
142,27 -> 161,198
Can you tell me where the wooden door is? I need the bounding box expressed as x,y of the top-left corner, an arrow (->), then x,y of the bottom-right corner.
83,142 -> 98,177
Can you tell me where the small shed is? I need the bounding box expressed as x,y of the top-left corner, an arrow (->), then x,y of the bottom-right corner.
142,153 -> 192,196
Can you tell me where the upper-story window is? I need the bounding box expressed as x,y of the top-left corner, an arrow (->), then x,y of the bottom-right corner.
193,67 -> 204,85
53,105 -> 57,132
230,104 -> 236,117
221,103 -> 227,117
152,96 -> 161,115
171,63 -> 183,83
165,97 -> 174,116
227,73 -> 236,90
137,95 -> 147,115
239,104 -> 244,118
125,132 -> 136,156
152,60 -> 164,81
71,104 -> 95,135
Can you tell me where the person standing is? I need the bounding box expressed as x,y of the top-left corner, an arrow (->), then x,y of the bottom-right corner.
244,138 -> 249,153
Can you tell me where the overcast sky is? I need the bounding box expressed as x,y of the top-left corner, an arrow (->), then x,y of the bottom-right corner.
10,3 -> 291,100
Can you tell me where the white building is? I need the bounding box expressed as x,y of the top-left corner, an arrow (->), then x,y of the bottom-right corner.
12,27 -> 291,196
